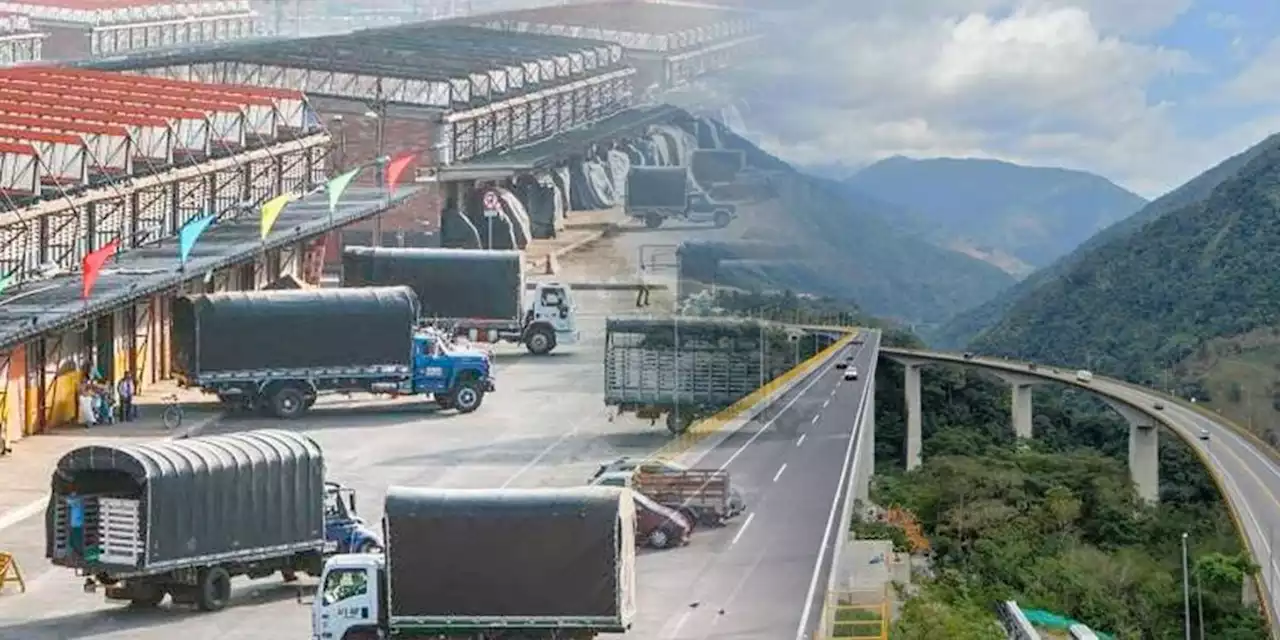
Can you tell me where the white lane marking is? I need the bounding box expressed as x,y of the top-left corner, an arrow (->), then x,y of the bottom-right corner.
667,610 -> 693,639
713,344 -> 864,473
0,497 -> 47,532
796,434 -> 806,447
773,463 -> 787,482
811,414 -> 820,425
730,512 -> 756,545
830,388 -> 837,397
500,406 -> 605,489
795,347 -> 873,640
823,398 -> 830,408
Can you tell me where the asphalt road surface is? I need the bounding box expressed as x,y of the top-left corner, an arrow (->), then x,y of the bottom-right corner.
615,336 -> 877,640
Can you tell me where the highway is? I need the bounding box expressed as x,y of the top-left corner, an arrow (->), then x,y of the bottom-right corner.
620,331 -> 878,640
883,349 -> 1280,632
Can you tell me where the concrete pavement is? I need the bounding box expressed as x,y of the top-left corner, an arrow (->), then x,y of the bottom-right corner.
613,337 -> 877,640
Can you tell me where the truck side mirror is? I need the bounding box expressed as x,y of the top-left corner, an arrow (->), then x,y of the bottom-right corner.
348,494 -> 357,513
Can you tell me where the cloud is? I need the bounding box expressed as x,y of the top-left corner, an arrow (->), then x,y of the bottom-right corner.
726,2 -> 1201,195
1220,36 -> 1280,105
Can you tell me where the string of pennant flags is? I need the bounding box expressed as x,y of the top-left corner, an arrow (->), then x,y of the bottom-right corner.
0,153 -> 417,301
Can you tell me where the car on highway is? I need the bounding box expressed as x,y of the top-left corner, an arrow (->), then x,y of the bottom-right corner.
1153,402 -> 1164,411
844,366 -> 859,381
1199,428 -> 1210,441
835,357 -> 853,369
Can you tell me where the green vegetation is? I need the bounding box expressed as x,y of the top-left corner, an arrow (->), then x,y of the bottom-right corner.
871,354 -> 1268,639
933,133 -> 1280,350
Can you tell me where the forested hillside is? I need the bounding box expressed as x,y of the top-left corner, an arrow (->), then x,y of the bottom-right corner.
847,157 -> 1146,272
935,133 -> 1280,350
708,126 -> 1015,327
968,138 -> 1280,392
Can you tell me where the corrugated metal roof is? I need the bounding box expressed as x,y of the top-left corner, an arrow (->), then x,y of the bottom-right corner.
0,0 -> 251,25
54,428 -> 323,483
482,1 -> 740,34
0,186 -> 418,351
0,67 -> 316,193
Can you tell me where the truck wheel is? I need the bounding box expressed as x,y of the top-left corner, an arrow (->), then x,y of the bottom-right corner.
647,528 -> 673,549
195,567 -> 231,612
271,387 -> 307,420
450,382 -> 483,414
666,412 -> 695,435
525,327 -> 556,355
713,210 -> 732,228
645,213 -> 664,229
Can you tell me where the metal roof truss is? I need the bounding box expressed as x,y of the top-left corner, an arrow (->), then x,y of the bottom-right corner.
0,32 -> 41,65
477,18 -> 753,53
444,69 -> 633,163
0,145 -> 37,195
0,134 -> 329,289
0,131 -> 86,186
0,99 -> 170,170
667,35 -> 761,88
91,13 -> 255,57
111,67 -> 309,132
0,1 -> 252,26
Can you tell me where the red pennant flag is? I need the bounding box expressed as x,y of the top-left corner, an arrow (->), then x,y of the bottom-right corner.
385,153 -> 415,194
81,239 -> 120,300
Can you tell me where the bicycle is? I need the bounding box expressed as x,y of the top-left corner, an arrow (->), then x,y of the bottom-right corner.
161,394 -> 184,430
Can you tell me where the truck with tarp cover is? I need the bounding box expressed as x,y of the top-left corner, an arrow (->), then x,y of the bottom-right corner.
341,246 -> 579,356
311,486 -> 636,640
625,167 -> 737,229
46,429 -> 381,612
604,317 -> 834,434
172,286 -> 494,416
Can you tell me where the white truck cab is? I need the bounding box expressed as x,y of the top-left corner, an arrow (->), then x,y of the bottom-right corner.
312,553 -> 383,640
520,282 -> 580,354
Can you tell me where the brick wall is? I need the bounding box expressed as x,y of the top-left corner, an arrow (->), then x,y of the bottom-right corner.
315,103 -> 445,261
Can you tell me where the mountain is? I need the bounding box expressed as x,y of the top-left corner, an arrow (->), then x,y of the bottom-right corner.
932,134 -> 1280,349
708,126 -> 1017,327
968,134 -> 1280,400
845,157 -> 1148,274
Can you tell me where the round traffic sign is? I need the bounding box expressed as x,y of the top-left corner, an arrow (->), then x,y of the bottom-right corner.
483,191 -> 500,209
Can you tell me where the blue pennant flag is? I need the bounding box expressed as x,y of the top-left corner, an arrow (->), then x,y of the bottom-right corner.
178,214 -> 215,265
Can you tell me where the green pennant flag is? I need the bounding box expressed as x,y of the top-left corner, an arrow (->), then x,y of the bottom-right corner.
327,168 -> 361,215
0,270 -> 14,296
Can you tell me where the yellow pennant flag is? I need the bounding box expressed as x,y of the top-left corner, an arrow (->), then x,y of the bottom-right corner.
260,193 -> 298,240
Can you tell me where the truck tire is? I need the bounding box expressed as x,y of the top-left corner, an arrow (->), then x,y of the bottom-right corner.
270,386 -> 307,420
450,381 -> 484,414
525,327 -> 556,355
645,213 -> 664,229
647,527 -> 675,549
196,567 -> 231,612
666,412 -> 695,435
713,210 -> 732,228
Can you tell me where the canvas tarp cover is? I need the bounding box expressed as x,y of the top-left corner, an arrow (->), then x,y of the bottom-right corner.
626,168 -> 688,208
46,429 -> 326,568
342,247 -> 523,322
384,486 -> 630,621
172,286 -> 418,375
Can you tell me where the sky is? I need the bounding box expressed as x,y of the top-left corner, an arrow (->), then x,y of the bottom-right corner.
725,0 -> 1280,197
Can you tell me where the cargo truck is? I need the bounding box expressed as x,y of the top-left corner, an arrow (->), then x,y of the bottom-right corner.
47,430 -> 381,612
172,286 -> 494,417
605,317 -> 823,434
341,246 -> 579,356
625,167 -> 737,229
592,466 -> 746,527
312,486 -> 636,640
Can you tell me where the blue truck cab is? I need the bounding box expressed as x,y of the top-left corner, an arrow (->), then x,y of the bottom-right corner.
323,482 -> 382,555
410,330 -> 494,413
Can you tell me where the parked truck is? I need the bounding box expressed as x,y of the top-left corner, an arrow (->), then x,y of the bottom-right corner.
592,466 -> 745,527
625,167 -> 737,230
605,317 -> 820,434
46,429 -> 380,612
341,246 -> 579,356
312,486 -> 636,640
172,286 -> 494,417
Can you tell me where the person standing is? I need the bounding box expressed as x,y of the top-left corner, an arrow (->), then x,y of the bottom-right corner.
78,379 -> 97,429
635,267 -> 652,308
117,372 -> 136,422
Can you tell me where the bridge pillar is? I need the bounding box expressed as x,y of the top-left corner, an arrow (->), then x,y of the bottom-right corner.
1103,399 -> 1160,504
992,372 -> 1042,439
903,363 -> 923,471
856,374 -> 876,502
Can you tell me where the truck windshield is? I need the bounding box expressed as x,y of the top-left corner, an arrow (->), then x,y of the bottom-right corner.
321,569 -> 368,606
